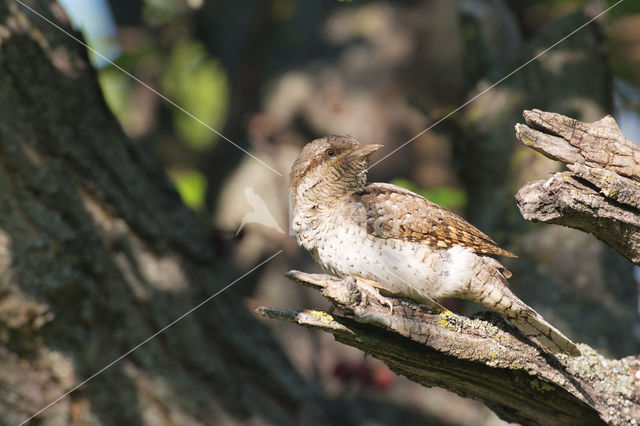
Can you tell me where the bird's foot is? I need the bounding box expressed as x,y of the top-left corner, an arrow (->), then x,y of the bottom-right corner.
351,277 -> 394,314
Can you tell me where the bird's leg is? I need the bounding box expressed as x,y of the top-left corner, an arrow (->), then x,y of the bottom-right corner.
347,276 -> 394,313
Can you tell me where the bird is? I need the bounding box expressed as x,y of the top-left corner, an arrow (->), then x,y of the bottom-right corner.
288,135 -> 580,356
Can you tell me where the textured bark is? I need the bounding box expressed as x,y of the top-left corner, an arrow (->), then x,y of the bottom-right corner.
0,2 -> 322,425
515,109 -> 640,265
260,271 -> 640,426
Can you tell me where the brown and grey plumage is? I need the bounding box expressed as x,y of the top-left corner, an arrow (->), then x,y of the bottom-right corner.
289,135 -> 580,356
362,183 -> 516,257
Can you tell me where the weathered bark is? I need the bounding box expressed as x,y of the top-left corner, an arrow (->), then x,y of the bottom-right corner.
515,109 -> 640,265
260,271 -> 640,426
0,2 -> 323,425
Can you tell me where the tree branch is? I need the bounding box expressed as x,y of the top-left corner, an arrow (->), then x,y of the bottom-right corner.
515,109 -> 640,265
259,271 -> 640,425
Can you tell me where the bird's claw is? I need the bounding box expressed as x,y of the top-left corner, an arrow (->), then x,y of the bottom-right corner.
381,297 -> 394,314
352,277 -> 394,314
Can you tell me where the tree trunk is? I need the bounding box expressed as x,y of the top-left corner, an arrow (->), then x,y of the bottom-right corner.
0,1 -> 322,424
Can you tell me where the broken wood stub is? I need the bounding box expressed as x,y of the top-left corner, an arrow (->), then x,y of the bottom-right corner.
515,109 -> 640,265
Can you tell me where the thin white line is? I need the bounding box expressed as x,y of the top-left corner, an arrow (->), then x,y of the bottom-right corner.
18,249 -> 284,426
13,0 -> 283,177
367,0 -> 624,171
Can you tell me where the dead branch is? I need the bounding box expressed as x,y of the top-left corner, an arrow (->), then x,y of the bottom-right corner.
515,109 -> 640,265
258,271 -> 640,425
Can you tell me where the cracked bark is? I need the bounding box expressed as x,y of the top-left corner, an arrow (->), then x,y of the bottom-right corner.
260,271 -> 640,425
515,109 -> 640,265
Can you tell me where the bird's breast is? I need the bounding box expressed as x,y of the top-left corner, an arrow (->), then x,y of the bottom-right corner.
292,199 -> 481,300
311,220 -> 475,300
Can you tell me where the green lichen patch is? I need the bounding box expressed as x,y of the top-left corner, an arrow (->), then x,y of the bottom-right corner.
436,309 -> 461,332
305,309 -> 334,324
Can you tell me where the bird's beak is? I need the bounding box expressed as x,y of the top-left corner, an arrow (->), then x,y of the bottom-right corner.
346,144 -> 383,160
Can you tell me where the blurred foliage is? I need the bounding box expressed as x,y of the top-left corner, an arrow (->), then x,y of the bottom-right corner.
390,178 -> 467,212
143,0 -> 185,25
98,67 -> 131,124
95,4 -> 229,210
71,0 -> 640,217
161,40 -> 229,151
169,168 -> 207,211
605,0 -> 640,18
527,0 -> 640,17
608,15 -> 640,85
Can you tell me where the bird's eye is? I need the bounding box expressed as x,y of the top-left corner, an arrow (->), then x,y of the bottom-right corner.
325,148 -> 335,157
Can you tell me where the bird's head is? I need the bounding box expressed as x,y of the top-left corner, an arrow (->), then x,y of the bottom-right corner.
289,136 -> 382,207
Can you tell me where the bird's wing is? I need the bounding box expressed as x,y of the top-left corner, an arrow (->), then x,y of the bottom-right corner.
360,183 -> 516,257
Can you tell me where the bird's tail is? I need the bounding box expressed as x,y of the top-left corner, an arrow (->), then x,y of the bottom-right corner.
507,302 -> 580,356
467,258 -> 580,356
